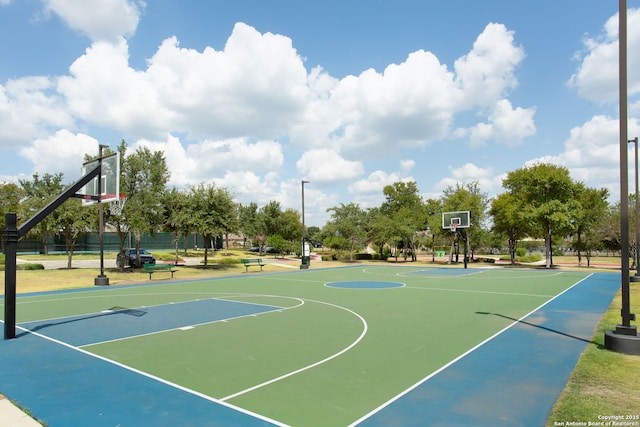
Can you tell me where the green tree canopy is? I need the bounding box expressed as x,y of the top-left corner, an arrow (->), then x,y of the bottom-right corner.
380,181 -> 426,262
119,142 -> 171,262
19,172 -> 65,255
440,181 -> 489,261
189,182 -> 236,267
502,163 -> 579,268
489,192 -> 527,264
326,202 -> 367,261
0,182 -> 23,232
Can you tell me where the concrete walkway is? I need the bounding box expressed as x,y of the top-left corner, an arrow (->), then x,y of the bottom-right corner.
15,255 -> 321,270
0,395 -> 41,427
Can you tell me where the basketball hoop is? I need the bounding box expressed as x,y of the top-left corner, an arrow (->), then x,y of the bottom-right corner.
108,194 -> 127,215
450,223 -> 458,233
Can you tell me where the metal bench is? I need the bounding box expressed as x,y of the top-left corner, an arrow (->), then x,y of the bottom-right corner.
143,263 -> 177,279
241,258 -> 265,272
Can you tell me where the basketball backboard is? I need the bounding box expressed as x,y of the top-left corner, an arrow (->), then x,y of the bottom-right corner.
79,152 -> 120,206
442,211 -> 471,229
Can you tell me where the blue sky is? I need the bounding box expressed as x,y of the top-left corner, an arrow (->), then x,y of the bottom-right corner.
1,0 -> 639,226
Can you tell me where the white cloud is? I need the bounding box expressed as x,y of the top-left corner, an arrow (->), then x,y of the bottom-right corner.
454,23 -> 525,108
568,8 -> 640,103
400,159 -> 415,174
133,135 -> 284,188
217,171 -> 279,205
525,115 -> 625,188
187,138 -> 284,172
460,99 -> 536,147
348,160 -> 415,195
19,129 -> 98,178
432,163 -> 499,196
349,171 -> 404,195
296,149 -> 364,182
57,23 -> 309,141
521,115 -> 640,202
42,0 -> 143,42
528,116 -> 619,167
58,39 -> 172,137
0,17 -> 541,226
0,77 -> 73,147
291,22 -> 528,158
292,50 -> 460,156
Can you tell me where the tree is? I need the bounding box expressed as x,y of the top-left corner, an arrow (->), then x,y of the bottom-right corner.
119,142 -> 170,266
189,183 -> 236,267
258,201 -> 284,255
441,181 -> 489,263
306,225 -> 321,245
19,173 -> 65,255
238,202 -> 262,248
380,181 -> 426,262
502,163 -> 578,268
266,234 -> 293,256
162,188 -> 193,262
572,184 -> 609,267
57,197 -> 95,268
424,198 -> 443,262
0,183 -> 23,236
489,192 -> 527,264
367,207 -> 395,260
281,208 -> 303,243
326,203 -> 367,261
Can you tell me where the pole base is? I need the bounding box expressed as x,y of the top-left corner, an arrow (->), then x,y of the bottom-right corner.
300,264 -> 309,269
604,327 -> 640,355
94,275 -> 110,286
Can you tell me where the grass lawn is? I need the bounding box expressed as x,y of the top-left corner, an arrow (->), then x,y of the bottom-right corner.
545,278 -> 640,425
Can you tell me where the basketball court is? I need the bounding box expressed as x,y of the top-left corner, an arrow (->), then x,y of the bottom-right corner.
0,265 -> 620,426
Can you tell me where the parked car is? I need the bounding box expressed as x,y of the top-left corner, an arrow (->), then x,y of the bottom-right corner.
117,248 -> 156,268
247,246 -> 277,254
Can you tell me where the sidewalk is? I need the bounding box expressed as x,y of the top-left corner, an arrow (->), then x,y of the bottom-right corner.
0,395 -> 41,427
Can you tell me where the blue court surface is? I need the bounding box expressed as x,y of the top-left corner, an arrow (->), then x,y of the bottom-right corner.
0,267 -> 621,426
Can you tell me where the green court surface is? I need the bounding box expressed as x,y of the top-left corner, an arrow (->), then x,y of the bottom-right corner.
0,266 -> 613,426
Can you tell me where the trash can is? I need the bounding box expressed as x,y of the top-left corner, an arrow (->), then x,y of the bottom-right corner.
300,241 -> 311,269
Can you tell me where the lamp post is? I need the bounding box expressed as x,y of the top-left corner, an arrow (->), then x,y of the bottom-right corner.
300,180 -> 310,269
631,137 -> 640,282
94,144 -> 110,286
604,0 -> 640,355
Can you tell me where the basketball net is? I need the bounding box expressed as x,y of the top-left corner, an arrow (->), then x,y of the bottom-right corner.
108,195 -> 127,215
450,223 -> 458,233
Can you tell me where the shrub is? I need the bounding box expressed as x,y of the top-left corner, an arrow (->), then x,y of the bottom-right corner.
520,253 -> 544,263
17,263 -> 45,270
217,257 -> 241,265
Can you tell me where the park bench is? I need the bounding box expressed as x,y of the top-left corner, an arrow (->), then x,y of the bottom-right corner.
241,258 -> 265,272
143,263 -> 177,279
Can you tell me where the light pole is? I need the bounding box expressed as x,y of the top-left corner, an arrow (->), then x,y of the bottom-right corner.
604,0 -> 640,355
94,144 -> 110,286
300,180 -> 310,269
631,137 -> 640,282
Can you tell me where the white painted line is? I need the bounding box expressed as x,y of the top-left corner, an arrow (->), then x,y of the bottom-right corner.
220,298 -> 368,402
348,273 -> 594,426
